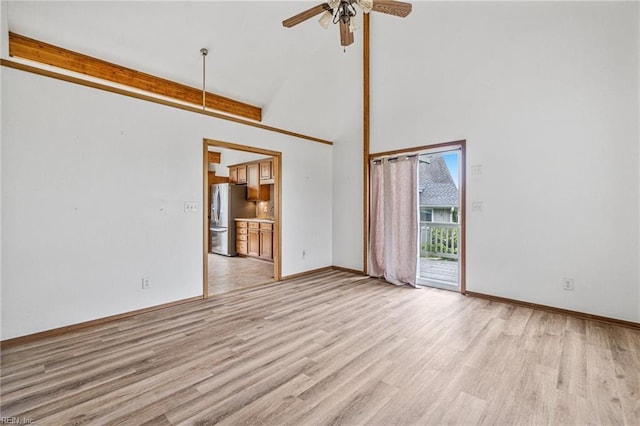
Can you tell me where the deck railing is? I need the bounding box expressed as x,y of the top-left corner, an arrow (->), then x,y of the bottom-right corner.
420,222 -> 459,259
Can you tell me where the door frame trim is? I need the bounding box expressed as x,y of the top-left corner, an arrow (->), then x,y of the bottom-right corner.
368,139 -> 466,294
203,139 -> 283,299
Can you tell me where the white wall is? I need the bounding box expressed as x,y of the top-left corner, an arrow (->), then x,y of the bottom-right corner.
332,125 -> 363,271
0,0 -> 7,57
260,26 -> 363,272
1,68 -> 333,339
361,1 -> 639,322
638,2 -> 640,317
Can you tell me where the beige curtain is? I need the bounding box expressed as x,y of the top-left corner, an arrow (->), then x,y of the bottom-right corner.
368,156 -> 418,287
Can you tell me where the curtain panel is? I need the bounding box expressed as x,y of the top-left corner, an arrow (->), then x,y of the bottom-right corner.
368,156 -> 418,287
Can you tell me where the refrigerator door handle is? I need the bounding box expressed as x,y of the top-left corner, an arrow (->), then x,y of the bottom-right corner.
215,188 -> 222,223
212,185 -> 219,224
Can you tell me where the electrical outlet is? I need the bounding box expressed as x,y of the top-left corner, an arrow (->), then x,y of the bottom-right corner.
472,201 -> 483,212
142,276 -> 151,290
562,277 -> 574,291
471,165 -> 483,175
184,202 -> 200,212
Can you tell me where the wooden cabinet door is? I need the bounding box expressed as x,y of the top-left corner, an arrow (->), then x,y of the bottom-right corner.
229,167 -> 238,183
260,161 -> 271,179
246,164 -> 259,200
259,230 -> 273,260
236,240 -> 248,255
248,229 -> 260,257
260,160 -> 274,184
237,166 -> 247,184
247,164 -> 270,201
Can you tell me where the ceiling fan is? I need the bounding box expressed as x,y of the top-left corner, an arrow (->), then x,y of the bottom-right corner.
283,0 -> 412,47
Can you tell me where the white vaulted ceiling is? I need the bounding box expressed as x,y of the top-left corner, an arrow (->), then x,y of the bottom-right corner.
5,0 -> 365,142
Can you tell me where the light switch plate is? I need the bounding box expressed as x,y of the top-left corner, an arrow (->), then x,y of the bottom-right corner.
184,202 -> 200,212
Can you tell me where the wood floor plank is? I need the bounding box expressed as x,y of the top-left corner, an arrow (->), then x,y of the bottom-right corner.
214,373 -> 318,426
556,330 -> 588,397
1,270 -> 638,425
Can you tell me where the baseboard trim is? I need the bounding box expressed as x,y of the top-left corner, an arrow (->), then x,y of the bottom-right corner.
331,266 -> 366,275
281,266 -> 333,281
281,266 -> 366,281
0,296 -> 204,349
466,291 -> 640,331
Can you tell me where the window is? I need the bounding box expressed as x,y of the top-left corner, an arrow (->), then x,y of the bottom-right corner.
450,207 -> 458,224
420,207 -> 433,222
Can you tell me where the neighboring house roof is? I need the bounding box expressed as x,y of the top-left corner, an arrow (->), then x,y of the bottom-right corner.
419,156 -> 458,207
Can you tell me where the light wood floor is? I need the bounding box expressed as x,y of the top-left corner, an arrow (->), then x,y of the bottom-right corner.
208,253 -> 274,296
2,270 -> 639,425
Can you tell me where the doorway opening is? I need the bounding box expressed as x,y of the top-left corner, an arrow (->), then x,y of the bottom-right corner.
417,148 -> 462,292
202,139 -> 282,299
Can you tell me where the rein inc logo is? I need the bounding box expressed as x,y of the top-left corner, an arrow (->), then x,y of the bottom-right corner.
0,417 -> 34,425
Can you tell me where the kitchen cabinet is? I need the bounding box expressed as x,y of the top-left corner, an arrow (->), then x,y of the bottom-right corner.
238,166 -> 247,184
235,220 -> 273,262
247,163 -> 270,201
236,221 -> 248,255
248,222 -> 260,257
259,223 -> 273,260
228,165 -> 247,184
260,160 -> 274,184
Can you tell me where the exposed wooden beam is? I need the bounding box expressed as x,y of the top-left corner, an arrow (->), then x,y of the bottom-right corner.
363,13 -> 371,275
207,151 -> 221,164
9,32 -> 262,121
1,59 -> 333,145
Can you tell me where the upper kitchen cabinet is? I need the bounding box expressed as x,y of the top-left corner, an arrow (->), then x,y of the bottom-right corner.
247,163 -> 270,201
259,160 -> 274,184
228,157 -> 273,201
228,165 -> 247,184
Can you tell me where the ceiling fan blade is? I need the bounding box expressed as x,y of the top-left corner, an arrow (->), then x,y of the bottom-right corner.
371,0 -> 412,18
283,3 -> 331,28
340,20 -> 355,46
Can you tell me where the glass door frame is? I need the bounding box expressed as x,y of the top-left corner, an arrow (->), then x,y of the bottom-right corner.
367,140 -> 466,294
416,146 -> 463,292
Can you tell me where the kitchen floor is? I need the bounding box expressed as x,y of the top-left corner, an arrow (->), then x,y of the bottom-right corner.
208,253 -> 274,296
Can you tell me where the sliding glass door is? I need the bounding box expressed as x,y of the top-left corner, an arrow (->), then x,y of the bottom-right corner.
416,149 -> 461,291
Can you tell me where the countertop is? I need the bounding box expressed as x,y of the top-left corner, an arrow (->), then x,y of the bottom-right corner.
235,218 -> 274,223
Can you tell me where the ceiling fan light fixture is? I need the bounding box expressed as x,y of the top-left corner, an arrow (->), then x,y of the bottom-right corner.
319,10 -> 333,29
356,0 -> 374,14
282,0 -> 412,47
318,10 -> 333,30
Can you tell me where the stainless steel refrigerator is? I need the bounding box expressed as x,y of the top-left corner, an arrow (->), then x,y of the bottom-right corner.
210,183 -> 255,256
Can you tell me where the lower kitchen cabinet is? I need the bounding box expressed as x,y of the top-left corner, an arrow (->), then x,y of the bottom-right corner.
248,223 -> 260,257
236,222 -> 248,255
259,223 -> 273,260
235,220 -> 273,261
